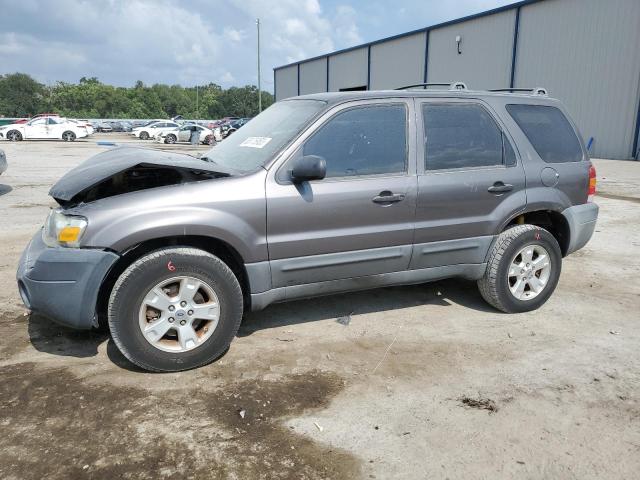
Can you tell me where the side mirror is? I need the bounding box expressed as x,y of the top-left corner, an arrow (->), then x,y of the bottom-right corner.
290,155 -> 326,182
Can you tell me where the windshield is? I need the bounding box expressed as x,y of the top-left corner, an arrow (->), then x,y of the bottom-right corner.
201,99 -> 326,172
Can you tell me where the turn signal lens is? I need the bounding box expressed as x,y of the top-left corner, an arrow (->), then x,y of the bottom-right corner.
588,163 -> 596,203
58,226 -> 81,243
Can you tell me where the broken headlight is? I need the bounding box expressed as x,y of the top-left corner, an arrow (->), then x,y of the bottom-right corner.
43,210 -> 88,248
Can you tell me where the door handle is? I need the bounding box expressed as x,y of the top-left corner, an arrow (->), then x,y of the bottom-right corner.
372,191 -> 406,204
487,182 -> 513,194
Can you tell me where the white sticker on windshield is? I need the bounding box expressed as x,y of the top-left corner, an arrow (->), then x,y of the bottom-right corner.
239,136 -> 272,148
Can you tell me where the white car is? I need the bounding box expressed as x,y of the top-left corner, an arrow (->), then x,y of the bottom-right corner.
157,124 -> 222,145
131,121 -> 180,140
0,116 -> 89,142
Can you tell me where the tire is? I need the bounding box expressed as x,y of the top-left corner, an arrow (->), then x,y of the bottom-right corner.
165,134 -> 177,144
204,134 -> 215,145
7,130 -> 22,141
108,247 -> 244,372
139,131 -> 149,140
478,224 -> 562,313
62,131 -> 76,142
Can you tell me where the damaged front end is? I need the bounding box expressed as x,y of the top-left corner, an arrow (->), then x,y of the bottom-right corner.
49,147 -> 232,206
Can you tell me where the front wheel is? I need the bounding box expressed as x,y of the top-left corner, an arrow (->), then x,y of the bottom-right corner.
478,224 -> 561,313
108,248 -> 244,372
62,131 -> 76,142
139,131 -> 149,140
165,134 -> 177,144
7,130 -> 22,141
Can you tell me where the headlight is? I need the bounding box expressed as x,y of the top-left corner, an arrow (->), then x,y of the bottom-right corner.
42,210 -> 88,248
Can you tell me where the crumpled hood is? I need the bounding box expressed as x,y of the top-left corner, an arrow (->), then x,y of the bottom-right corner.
49,147 -> 229,205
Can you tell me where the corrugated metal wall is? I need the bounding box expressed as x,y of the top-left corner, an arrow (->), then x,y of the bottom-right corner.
299,58 -> 327,95
274,65 -> 298,100
515,0 -> 640,159
274,0 -> 640,159
370,32 -> 426,90
427,9 -> 515,89
328,47 -> 368,91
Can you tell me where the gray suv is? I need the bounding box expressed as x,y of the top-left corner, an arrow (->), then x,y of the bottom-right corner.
16,84 -> 599,371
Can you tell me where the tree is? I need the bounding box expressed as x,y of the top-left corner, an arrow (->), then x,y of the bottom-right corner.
0,73 -> 273,120
0,73 -> 46,116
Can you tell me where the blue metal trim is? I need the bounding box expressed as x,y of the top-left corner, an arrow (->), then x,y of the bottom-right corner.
296,63 -> 300,96
423,29 -> 430,84
509,6 -> 521,88
273,0 -> 545,71
366,45 -> 371,90
326,56 -> 330,92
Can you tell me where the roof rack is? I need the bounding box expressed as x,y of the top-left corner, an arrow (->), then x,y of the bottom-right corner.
488,87 -> 548,96
396,82 -> 468,91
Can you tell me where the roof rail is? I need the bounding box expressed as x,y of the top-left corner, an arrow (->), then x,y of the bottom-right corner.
396,82 -> 468,91
488,87 -> 548,96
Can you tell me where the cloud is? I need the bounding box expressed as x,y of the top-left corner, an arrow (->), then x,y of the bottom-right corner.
0,0 -> 510,90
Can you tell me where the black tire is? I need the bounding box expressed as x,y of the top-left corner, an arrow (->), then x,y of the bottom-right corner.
478,224 -> 562,313
139,131 -> 149,140
108,247 -> 244,372
62,131 -> 76,142
7,130 -> 22,141
165,134 -> 177,144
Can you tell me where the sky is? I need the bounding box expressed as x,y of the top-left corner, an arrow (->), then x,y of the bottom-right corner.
0,0 -> 512,92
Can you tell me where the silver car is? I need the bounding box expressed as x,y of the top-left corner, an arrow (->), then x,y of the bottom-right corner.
16,85 -> 599,372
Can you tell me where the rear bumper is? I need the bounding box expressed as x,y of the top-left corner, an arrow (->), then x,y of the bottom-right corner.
16,231 -> 119,329
562,203 -> 599,255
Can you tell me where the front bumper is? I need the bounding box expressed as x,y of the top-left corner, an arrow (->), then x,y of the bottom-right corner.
562,202 -> 599,255
16,231 -> 119,329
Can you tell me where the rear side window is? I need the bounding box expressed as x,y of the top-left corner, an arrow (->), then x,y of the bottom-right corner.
303,104 -> 407,178
506,104 -> 583,163
423,104 -> 504,170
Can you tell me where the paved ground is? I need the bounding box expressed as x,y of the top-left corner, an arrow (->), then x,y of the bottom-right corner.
0,135 -> 638,479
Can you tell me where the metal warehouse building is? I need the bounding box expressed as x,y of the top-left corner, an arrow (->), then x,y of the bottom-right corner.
273,0 -> 640,160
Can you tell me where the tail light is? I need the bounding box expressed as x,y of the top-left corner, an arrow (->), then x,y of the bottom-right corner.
588,162 -> 596,202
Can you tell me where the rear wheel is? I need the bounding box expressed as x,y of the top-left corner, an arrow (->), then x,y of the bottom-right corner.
478,224 -> 561,313
108,247 -> 244,372
62,131 -> 76,142
139,131 -> 149,140
7,130 -> 22,141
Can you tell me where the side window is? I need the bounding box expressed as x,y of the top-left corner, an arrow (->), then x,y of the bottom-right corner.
29,118 -> 46,126
423,103 -> 504,170
303,104 -> 407,178
506,104 -> 583,163
503,133 -> 517,166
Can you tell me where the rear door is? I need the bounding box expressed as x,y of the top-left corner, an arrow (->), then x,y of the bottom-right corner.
411,98 -> 526,269
266,99 -> 417,288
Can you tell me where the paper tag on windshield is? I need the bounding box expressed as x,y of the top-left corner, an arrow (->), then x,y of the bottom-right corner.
239,137 -> 272,148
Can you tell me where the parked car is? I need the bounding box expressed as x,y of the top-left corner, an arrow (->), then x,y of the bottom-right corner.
158,124 -> 221,144
95,122 -> 113,133
0,149 -> 6,175
108,121 -> 131,132
0,116 -> 88,141
131,121 -> 180,140
68,119 -> 94,136
16,85 -> 599,372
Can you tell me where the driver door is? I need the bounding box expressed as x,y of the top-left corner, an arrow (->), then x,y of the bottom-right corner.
266,99 -> 417,288
24,118 -> 47,139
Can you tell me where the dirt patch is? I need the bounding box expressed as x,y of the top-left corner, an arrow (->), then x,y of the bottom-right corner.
458,395 -> 499,413
0,363 -> 360,479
